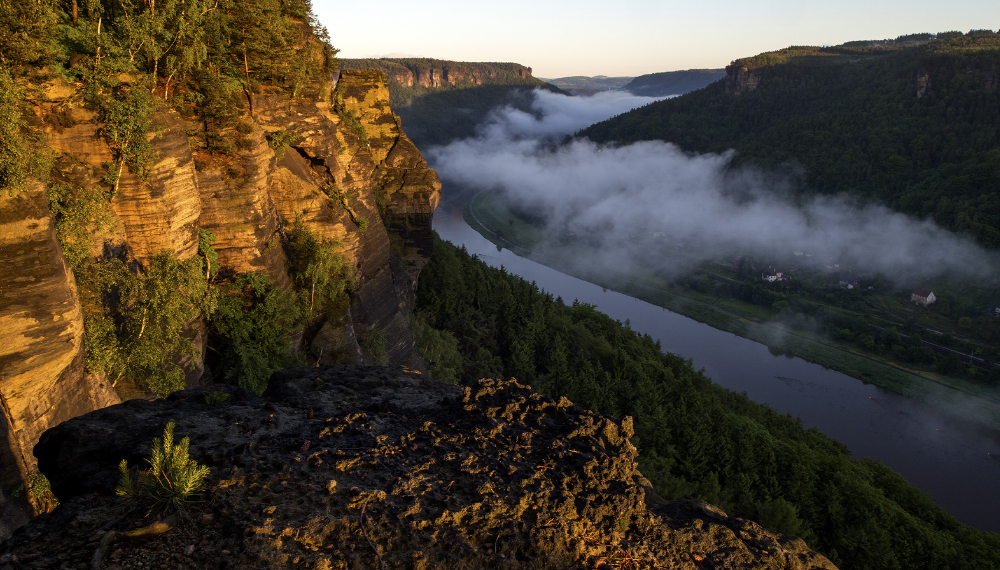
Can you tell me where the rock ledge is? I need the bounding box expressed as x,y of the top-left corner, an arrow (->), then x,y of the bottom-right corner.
3,366 -> 837,569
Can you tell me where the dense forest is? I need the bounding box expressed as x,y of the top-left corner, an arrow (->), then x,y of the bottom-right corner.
341,57 -> 567,146
580,32 -> 1000,248
0,0 -> 348,397
414,235 -> 1000,570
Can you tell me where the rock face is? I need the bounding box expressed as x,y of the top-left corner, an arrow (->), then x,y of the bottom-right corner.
725,65 -> 763,94
7,367 -> 838,569
341,59 -> 537,90
0,182 -> 118,525
0,69 -> 439,534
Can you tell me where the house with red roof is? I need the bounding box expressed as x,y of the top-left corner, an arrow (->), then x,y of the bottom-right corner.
911,288 -> 936,306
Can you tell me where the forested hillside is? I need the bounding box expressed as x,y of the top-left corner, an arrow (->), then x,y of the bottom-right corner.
414,236 -> 1000,570
621,68 -> 725,96
538,75 -> 633,95
580,32 -> 1000,248
341,57 -> 567,146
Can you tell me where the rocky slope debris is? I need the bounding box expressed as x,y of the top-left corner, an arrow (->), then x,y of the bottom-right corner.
3,366 -> 837,569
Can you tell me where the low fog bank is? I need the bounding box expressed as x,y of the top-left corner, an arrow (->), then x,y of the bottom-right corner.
428,89 -> 997,282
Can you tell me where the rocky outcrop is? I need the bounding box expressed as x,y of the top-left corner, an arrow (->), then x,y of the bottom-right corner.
725,65 -> 762,94
5,367 -> 838,570
0,67 -> 439,536
0,181 -> 119,523
341,59 -> 537,90
916,69 -> 932,98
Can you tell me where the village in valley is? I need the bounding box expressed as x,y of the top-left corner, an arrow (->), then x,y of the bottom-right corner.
467,190 -> 1000,389
666,240 -> 1000,387
633,228 -> 1000,387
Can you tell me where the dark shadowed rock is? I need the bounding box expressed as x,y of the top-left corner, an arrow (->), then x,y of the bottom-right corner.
12,366 -> 837,569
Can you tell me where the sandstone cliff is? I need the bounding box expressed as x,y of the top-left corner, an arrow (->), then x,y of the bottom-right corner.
341,59 -> 537,90
0,180 -> 118,530
3,366 -> 838,570
724,66 -> 762,95
0,68 -> 440,535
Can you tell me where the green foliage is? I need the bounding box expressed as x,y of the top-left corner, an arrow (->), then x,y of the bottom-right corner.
416,234 -> 1000,570
48,184 -> 115,267
268,129 -> 301,160
284,218 -> 352,313
0,0 -> 60,67
364,326 -> 389,366
412,314 -> 462,384
116,422 -> 210,513
198,228 -> 218,279
203,389 -> 230,405
0,71 -> 29,195
102,83 -> 159,185
0,71 -> 53,194
355,217 -> 368,234
209,272 -> 307,394
581,33 -> 1000,249
81,252 -> 207,396
15,473 -> 59,513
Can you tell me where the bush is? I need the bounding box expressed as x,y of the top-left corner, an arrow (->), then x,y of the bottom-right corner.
81,252 -> 207,396
267,130 -> 301,160
116,422 -> 209,514
285,218 -> 352,313
364,326 -> 389,366
210,272 -> 307,394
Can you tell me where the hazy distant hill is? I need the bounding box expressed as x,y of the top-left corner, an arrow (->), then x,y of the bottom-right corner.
341,58 -> 567,146
621,68 -> 726,96
580,31 -> 1000,248
538,75 -> 634,95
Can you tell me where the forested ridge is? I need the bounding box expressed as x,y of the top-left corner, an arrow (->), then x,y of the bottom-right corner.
579,31 -> 1000,248
415,236 -> 1000,570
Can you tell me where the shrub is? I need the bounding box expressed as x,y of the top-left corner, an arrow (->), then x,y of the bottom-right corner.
116,422 -> 209,514
80,251 -> 207,396
11,473 -> 59,514
364,326 -> 389,366
285,218 -> 352,313
209,272 -> 307,394
267,130 -> 301,160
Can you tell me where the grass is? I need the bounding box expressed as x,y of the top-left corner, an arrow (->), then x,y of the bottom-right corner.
464,191 -> 1000,430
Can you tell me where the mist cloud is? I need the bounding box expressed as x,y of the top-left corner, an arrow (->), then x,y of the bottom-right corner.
429,89 -> 996,281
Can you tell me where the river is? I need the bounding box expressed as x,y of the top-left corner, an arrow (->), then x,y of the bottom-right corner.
432,201 -> 1000,532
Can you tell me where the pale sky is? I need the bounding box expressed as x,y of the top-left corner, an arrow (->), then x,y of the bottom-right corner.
312,0 -> 999,78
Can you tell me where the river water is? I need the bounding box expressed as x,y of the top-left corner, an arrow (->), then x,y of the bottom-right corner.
433,202 -> 1000,532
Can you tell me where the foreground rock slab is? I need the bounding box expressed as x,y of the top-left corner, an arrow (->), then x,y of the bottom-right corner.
4,366 -> 837,569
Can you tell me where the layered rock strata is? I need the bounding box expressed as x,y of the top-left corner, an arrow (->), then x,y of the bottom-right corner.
0,182 -> 118,529
5,367 -> 837,570
0,69 -> 440,533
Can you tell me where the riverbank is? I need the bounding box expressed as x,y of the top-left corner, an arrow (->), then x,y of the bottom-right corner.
464,191 -> 1000,431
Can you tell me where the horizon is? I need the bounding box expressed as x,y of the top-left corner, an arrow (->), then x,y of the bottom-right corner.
314,0 -> 999,77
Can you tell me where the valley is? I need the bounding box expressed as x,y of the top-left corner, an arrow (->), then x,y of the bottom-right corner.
2,3 -> 1000,568
463,187 -> 1000,427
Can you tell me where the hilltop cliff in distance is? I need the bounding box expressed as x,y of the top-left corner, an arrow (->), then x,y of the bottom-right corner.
580,31 -> 1000,248
341,58 -> 567,146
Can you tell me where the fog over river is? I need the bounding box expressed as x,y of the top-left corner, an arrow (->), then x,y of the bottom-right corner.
426,89 -> 1000,531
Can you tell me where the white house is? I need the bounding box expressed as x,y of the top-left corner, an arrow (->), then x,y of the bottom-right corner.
911,288 -> 937,306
